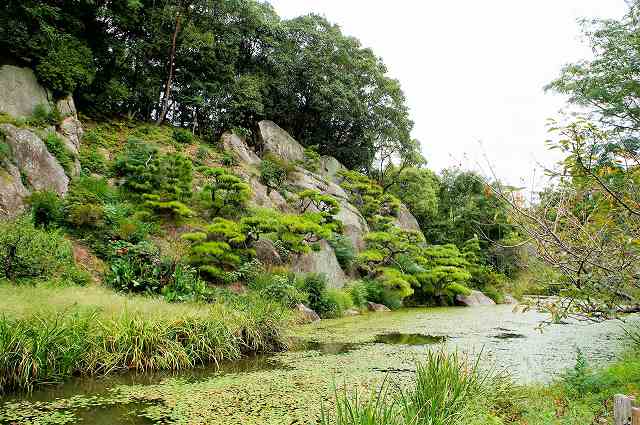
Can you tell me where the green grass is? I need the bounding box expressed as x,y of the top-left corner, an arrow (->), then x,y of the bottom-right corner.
0,283 -> 290,394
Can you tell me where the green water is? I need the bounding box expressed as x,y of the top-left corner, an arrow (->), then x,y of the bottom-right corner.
2,305 -> 637,425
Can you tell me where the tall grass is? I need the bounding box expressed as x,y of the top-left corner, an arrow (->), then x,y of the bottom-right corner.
321,350 -> 488,425
0,295 -> 289,394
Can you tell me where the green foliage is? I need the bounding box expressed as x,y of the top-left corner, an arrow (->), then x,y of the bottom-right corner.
0,216 -> 78,283
162,264 -> 211,303
297,189 -> 342,232
328,234 -> 356,270
256,273 -> 306,308
105,240 -> 169,293
414,244 -> 472,304
324,288 -> 354,318
303,147 -> 321,172
172,128 -> 194,144
78,146 -> 108,175
339,170 -> 401,229
300,273 -> 334,318
28,191 -> 64,228
387,167 -> 439,223
35,35 -> 95,94
259,155 -> 290,194
346,281 -> 369,309
43,132 -> 75,175
182,218 -> 250,282
200,167 -> 251,217
27,104 -> 60,127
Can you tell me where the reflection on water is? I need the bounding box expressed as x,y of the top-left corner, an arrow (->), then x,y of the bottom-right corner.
374,332 -> 447,345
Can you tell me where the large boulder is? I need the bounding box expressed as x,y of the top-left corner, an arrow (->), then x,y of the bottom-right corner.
318,155 -> 346,183
253,239 -> 284,267
367,302 -> 391,312
291,240 -> 347,289
0,65 -> 51,119
455,290 -> 497,307
221,132 -> 261,167
289,167 -> 369,252
0,124 -> 69,196
295,304 -> 320,323
0,163 -> 30,217
394,203 -> 423,234
56,95 -> 77,119
258,120 -> 305,163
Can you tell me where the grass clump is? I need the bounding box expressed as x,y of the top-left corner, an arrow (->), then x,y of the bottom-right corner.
0,285 -> 290,394
43,132 -> 75,175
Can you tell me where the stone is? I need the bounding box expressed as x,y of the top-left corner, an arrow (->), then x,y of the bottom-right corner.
0,65 -> 51,119
394,203 -> 423,235
291,240 -> 347,289
336,201 -> 370,252
455,290 -> 497,307
221,132 -> 261,166
0,124 -> 69,196
344,309 -> 360,317
318,155 -> 346,183
242,172 -> 291,212
295,304 -> 320,323
56,95 -> 77,118
367,302 -> 391,312
59,116 -> 83,152
0,163 -> 30,218
503,294 -> 518,305
253,239 -> 283,267
258,120 -> 305,163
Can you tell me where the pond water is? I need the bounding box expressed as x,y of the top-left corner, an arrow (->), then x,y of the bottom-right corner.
2,305 -> 637,425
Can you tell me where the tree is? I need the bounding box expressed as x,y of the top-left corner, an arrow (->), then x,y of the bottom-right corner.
200,167 -> 251,217
386,167 -> 439,224
414,244 -> 472,305
296,190 -> 342,233
339,170 -> 401,230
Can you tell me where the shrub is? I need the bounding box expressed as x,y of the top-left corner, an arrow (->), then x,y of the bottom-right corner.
43,132 -> 75,175
27,104 -> 60,127
347,281 -> 369,309
162,264 -> 211,303
328,234 -> 355,270
105,240 -> 169,293
364,279 -> 403,310
259,274 -> 306,307
259,155 -> 290,194
299,273 -> 335,317
79,146 -> 108,175
0,217 -> 76,282
28,191 -> 64,228
68,203 -> 105,229
303,147 -> 321,172
35,36 -> 95,94
482,285 -> 504,304
200,167 -> 251,217
173,128 -> 194,144
325,289 -> 354,318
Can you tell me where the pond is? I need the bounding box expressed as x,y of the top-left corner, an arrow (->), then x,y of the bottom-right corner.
2,305 -> 637,425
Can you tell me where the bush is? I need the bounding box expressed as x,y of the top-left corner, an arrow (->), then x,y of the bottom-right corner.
482,285 -> 504,304
324,289 -> 354,318
35,36 -> 95,95
162,264 -> 211,303
105,240 -> 169,293
364,279 -> 403,310
27,104 -> 60,127
28,191 -> 64,228
347,281 -> 369,309
173,128 -> 194,144
0,217 -> 77,282
259,155 -> 290,194
328,234 -> 355,270
79,146 -> 108,175
259,274 -> 306,307
299,273 -> 338,317
43,132 -> 75,175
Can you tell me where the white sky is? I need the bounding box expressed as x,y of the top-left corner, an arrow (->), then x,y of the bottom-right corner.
267,0 -> 628,188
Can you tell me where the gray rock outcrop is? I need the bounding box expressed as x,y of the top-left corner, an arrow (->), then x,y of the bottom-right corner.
455,290 -> 497,307
0,65 -> 51,119
0,163 -> 30,217
0,124 -> 69,196
319,155 -> 346,183
258,120 -> 305,163
295,304 -> 320,323
291,240 -> 347,288
367,302 -> 391,312
394,203 -> 423,235
221,132 -> 261,166
253,239 -> 283,267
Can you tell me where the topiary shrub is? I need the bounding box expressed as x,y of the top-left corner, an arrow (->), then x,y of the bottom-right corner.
259,155 -> 291,194
199,167 -> 251,217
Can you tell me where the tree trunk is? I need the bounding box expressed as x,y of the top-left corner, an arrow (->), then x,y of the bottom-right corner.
156,9 -> 182,125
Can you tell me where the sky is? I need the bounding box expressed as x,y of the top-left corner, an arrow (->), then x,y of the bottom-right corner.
267,0 -> 628,189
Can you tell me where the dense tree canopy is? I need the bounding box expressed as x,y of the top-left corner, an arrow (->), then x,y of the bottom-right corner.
1,0 -> 417,171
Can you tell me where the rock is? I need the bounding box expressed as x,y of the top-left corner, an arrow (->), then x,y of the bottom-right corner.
455,290 -> 497,307
291,240 -> 347,289
503,294 -> 518,305
295,304 -> 320,323
253,239 -> 283,267
258,120 -> 305,163
289,167 -> 369,252
56,95 -> 77,118
59,116 -> 83,152
367,302 -> 391,312
242,172 -> 291,212
344,308 -> 360,317
0,163 -> 30,218
394,203 -> 423,235
318,155 -> 346,183
0,65 -> 51,119
221,132 -> 261,166
0,124 -> 69,196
